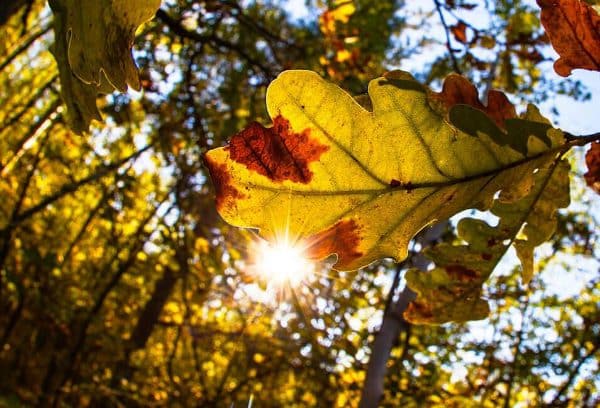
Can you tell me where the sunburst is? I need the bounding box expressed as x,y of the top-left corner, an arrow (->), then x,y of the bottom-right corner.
249,234 -> 314,289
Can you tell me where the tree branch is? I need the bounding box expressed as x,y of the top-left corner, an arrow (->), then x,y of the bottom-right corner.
0,98 -> 61,174
359,222 -> 447,407
57,188 -> 111,268
548,341 -> 600,406
0,0 -> 32,27
359,285 -> 414,408
433,0 -> 462,74
565,131 -> 600,146
0,129 -> 51,301
0,24 -> 51,72
503,296 -> 530,408
0,74 -> 58,131
1,143 -> 153,232
155,8 -> 275,81
50,197 -> 171,406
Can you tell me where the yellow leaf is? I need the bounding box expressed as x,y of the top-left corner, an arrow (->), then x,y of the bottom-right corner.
405,160 -> 570,323
194,237 -> 210,254
205,70 -> 565,273
319,1 -> 355,34
253,353 -> 266,364
336,49 -> 352,63
48,0 -> 161,132
331,1 -> 356,23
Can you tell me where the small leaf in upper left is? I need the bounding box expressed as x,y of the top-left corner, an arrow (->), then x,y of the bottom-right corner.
49,0 -> 161,133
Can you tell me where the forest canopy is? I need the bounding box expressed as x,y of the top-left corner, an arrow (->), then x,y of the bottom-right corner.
1,0 -> 599,407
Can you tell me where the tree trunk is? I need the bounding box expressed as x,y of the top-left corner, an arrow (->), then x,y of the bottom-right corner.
108,267 -> 179,390
359,222 -> 447,407
359,286 -> 415,408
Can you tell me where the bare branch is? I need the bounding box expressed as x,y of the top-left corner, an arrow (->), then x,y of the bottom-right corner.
433,0 -> 462,74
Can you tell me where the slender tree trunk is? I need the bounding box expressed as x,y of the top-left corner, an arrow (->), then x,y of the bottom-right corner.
108,267 -> 179,390
130,268 -> 178,351
359,286 -> 415,408
359,222 -> 447,407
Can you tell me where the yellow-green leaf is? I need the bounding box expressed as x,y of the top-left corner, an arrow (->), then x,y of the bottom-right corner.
49,0 -> 160,132
205,70 -> 565,273
405,159 -> 570,324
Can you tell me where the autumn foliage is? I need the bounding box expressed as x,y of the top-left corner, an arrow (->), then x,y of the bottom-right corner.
585,141 -> 600,193
537,0 -> 600,76
1,0 -> 600,407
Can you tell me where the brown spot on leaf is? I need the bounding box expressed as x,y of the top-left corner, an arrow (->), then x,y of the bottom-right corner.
481,253 -> 492,261
584,141 -> 600,194
445,264 -> 480,283
405,301 -> 434,321
430,74 -> 517,128
204,156 -> 246,212
538,0 -> 600,76
388,179 -> 414,191
305,219 -> 362,268
487,238 -> 497,247
226,115 -> 329,183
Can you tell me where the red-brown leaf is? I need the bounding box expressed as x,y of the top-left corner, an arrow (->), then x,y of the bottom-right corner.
451,22 -> 468,43
203,160 -> 246,212
584,141 -> 600,194
537,0 -> 600,76
305,219 -> 363,268
429,74 -> 517,128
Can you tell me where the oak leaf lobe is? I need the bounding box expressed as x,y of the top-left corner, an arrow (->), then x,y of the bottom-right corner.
49,0 -> 161,132
537,0 -> 600,76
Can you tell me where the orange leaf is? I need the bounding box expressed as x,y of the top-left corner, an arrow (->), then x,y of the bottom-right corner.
537,0 -> 600,76
450,22 -> 468,44
584,141 -> 600,194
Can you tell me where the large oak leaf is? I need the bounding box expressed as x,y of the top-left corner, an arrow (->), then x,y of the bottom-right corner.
205,70 -> 566,273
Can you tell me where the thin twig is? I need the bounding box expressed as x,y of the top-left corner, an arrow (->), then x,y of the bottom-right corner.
155,9 -> 275,81
565,131 -> 600,145
0,24 -> 51,72
433,0 -> 462,74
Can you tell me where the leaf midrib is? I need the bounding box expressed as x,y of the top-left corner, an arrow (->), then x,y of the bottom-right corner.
245,144 -> 564,196
279,85 -> 563,196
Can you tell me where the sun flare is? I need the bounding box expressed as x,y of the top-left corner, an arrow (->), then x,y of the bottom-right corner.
251,238 -> 314,287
